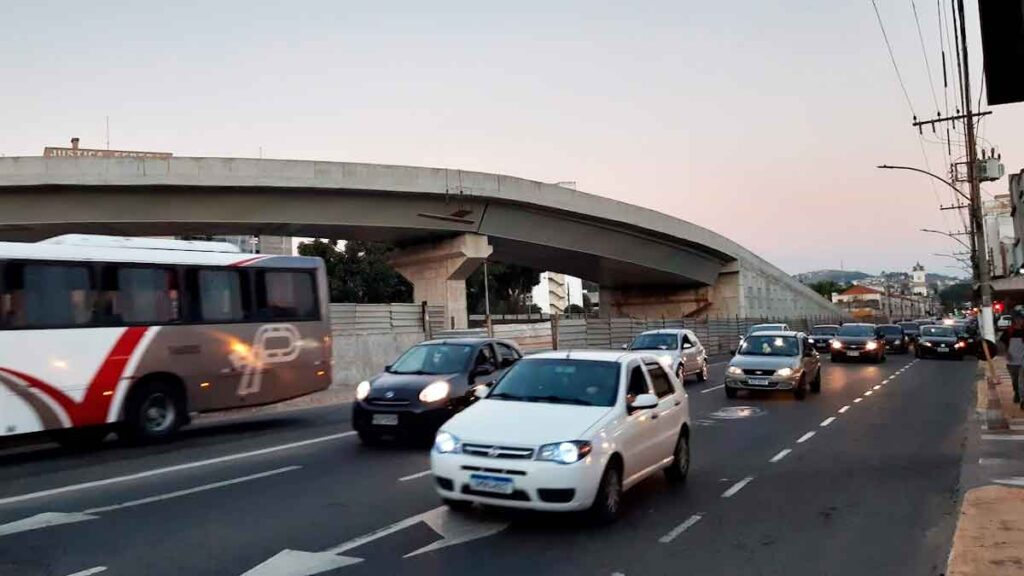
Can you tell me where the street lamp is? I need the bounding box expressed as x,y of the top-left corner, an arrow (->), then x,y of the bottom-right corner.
921,228 -> 973,251
877,165 -> 970,203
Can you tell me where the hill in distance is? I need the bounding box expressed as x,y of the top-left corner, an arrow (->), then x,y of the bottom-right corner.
793,270 -> 870,285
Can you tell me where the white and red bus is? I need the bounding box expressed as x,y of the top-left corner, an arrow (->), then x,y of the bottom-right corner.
0,235 -> 332,447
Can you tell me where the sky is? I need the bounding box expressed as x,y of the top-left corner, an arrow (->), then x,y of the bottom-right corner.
1,0 -> 1021,277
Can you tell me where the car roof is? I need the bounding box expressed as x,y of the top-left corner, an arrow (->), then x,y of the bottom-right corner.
878,324 -> 900,328
636,329 -> 687,335
525,350 -> 658,363
842,323 -> 877,327
812,324 -> 839,328
418,337 -> 519,347
744,330 -> 804,338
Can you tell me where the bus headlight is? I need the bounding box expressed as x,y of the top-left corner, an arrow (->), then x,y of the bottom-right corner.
356,380 -> 371,401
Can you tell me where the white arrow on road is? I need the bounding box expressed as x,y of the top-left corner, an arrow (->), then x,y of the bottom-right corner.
0,466 -> 299,538
242,505 -> 509,575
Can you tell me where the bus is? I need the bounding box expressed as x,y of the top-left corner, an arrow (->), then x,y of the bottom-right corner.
0,235 -> 332,447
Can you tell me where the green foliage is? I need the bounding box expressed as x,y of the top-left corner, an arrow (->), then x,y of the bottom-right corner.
466,262 -> 541,315
939,282 -> 974,312
297,239 -> 412,303
807,280 -> 849,299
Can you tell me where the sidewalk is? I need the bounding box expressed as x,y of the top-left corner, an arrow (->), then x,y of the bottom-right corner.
947,358 -> 1024,576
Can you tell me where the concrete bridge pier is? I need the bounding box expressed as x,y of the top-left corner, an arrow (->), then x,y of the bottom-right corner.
599,267 -> 740,319
389,234 -> 493,330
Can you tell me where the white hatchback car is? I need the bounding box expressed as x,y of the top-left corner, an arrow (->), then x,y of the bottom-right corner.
430,350 -> 691,522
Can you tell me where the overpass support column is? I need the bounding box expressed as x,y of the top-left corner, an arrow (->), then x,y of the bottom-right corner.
599,268 -> 741,319
389,234 -> 493,330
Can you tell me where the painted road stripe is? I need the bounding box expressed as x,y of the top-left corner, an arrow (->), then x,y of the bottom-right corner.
769,449 -> 792,463
838,405 -> 850,413
701,384 -> 725,394
864,390 -> 874,396
65,568 -> 107,576
721,477 -> 754,498
820,417 -> 836,427
658,513 -> 704,543
854,398 -> 863,403
873,385 -> 882,390
982,435 -> 1024,441
398,470 -> 432,482
797,431 -> 816,443
0,431 -> 355,506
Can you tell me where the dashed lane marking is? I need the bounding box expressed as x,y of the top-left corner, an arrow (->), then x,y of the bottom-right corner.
701,384 -> 725,394
820,417 -> 836,427
838,405 -> 850,413
796,431 -> 816,443
769,449 -> 792,463
854,398 -> 863,403
873,385 -> 882,390
658,514 -> 704,544
864,390 -> 874,396
65,568 -> 107,576
398,470 -> 432,482
721,477 -> 754,498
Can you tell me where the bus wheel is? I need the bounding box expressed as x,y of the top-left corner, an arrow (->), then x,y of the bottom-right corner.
121,380 -> 185,443
51,426 -> 111,451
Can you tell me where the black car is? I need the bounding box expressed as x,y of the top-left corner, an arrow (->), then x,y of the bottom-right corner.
808,324 -> 840,353
830,323 -> 886,363
898,321 -> 921,344
352,338 -> 522,444
877,324 -> 909,354
916,325 -> 964,360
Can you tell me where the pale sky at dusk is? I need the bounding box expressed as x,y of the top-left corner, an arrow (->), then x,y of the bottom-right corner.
2,0 -> 1021,277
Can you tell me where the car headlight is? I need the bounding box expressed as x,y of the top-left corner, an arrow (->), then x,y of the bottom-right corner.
356,380 -> 371,401
832,340 -> 843,349
775,367 -> 795,378
433,431 -> 461,454
727,366 -> 744,376
808,338 -> 815,344
536,441 -> 592,464
922,341 -> 933,347
955,341 -> 966,349
419,381 -> 451,403
865,341 -> 879,351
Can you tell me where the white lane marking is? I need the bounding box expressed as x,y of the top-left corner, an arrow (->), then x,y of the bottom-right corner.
65,568 -> 107,576
658,513 -> 703,543
701,384 -> 725,394
398,470 -> 432,482
883,378 -> 891,383
769,449 -> 792,463
854,398 -> 863,403
721,476 -> 754,498
0,467 -> 301,538
0,432 -> 354,507
864,390 -> 874,396
796,431 -> 816,443
820,417 -> 836,427
994,477 -> 1024,487
873,385 -> 882,390
85,466 -> 300,514
982,435 -> 1024,441
838,405 -> 851,413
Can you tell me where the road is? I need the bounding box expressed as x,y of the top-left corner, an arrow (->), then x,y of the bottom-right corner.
0,355 -> 976,576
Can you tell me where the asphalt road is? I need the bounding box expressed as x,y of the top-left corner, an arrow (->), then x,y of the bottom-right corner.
0,355 -> 977,576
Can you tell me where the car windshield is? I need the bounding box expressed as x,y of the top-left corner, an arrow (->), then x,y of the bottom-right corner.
629,333 -> 678,351
810,326 -> 838,336
878,326 -> 902,335
738,335 -> 799,356
747,324 -> 785,336
487,359 -> 619,407
899,323 -> 919,331
389,344 -> 473,375
922,326 -> 955,338
838,325 -> 875,337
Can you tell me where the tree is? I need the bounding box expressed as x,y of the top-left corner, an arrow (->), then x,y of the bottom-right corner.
939,282 -> 973,313
808,280 -> 849,300
297,239 -> 412,303
466,262 -> 541,315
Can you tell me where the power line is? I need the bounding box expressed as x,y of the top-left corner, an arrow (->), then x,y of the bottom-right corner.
872,0 -> 918,118
911,0 -> 942,113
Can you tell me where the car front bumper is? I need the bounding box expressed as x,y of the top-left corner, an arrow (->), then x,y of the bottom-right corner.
725,375 -> 801,391
352,401 -> 456,437
431,451 -> 605,512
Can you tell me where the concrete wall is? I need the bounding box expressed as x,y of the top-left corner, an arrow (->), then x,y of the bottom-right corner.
739,260 -> 839,318
332,331 -> 426,387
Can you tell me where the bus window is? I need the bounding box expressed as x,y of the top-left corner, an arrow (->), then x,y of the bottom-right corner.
191,269 -> 250,322
3,263 -> 95,328
257,271 -> 317,320
99,266 -> 180,324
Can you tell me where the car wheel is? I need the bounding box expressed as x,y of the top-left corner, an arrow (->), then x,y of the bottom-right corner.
725,386 -> 738,399
357,430 -> 382,446
794,378 -> 807,400
121,380 -> 185,444
697,362 -> 709,383
810,369 -> 822,394
442,498 -> 474,512
665,431 -> 690,483
589,463 -> 623,524
676,364 -> 686,383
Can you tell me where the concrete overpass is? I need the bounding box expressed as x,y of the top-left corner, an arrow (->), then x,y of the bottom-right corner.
0,156 -> 841,328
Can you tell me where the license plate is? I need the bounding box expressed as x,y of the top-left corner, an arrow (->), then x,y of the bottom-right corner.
937,347 -> 948,352
469,474 -> 514,495
748,377 -> 770,386
372,413 -> 399,426
847,351 -> 860,357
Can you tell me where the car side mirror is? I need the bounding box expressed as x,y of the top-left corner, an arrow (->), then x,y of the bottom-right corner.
621,343 -> 629,350
473,385 -> 490,399
629,393 -> 659,410
384,364 -> 393,372
682,343 -> 693,350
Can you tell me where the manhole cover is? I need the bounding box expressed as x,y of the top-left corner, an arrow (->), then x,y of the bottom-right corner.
709,406 -> 765,419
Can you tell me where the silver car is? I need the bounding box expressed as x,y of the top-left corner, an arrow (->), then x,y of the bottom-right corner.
626,329 -> 709,383
724,331 -> 821,400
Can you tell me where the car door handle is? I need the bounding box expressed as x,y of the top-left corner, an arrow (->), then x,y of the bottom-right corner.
674,400 -> 681,406
650,413 -> 659,419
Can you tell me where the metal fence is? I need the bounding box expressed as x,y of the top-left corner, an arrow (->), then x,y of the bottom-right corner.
330,303 -> 445,337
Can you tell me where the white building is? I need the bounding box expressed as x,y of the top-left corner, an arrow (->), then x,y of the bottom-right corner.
983,194 -> 1015,278
911,263 -> 928,296
530,272 -> 584,313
